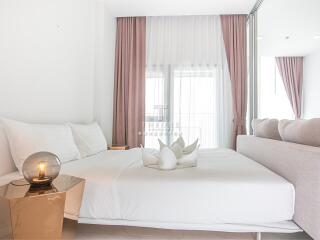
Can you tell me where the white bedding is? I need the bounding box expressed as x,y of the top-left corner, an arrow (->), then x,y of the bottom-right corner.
0,148 -> 299,233
60,148 -> 298,232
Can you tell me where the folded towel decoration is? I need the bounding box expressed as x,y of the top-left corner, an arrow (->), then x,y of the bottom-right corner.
141,136 -> 199,170
141,147 -> 159,166
159,146 -> 177,170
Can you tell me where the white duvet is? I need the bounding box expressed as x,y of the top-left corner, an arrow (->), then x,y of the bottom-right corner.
59,148 -> 296,232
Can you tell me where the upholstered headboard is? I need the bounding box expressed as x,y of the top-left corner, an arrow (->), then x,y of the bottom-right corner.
237,135 -> 320,240
0,124 -> 16,176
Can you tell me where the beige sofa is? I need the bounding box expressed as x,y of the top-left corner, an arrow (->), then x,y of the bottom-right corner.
237,135 -> 320,240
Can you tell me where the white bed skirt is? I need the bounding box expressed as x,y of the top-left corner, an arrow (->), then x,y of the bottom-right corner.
78,218 -> 301,233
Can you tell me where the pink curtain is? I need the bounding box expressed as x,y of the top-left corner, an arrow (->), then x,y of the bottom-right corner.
112,17 -> 146,148
220,15 -> 247,149
276,57 -> 303,119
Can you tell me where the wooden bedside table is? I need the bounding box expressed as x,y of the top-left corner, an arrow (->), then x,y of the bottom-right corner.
108,145 -> 129,150
0,175 -> 85,240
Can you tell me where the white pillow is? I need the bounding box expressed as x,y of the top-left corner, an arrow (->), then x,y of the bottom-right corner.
2,118 -> 81,172
69,122 -> 107,158
0,124 -> 16,176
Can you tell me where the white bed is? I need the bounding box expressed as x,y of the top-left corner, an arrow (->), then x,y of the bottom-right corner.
0,148 -> 300,234
62,148 -> 299,233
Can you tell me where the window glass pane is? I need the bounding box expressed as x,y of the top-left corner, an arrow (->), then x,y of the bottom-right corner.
145,65 -> 222,148
173,67 -> 217,147
258,57 -> 294,119
145,66 -> 169,148
145,68 -> 166,121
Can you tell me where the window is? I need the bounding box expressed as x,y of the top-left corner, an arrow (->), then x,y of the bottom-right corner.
258,57 -> 294,119
173,67 -> 217,147
144,65 -> 227,148
145,66 -> 169,148
144,15 -> 233,149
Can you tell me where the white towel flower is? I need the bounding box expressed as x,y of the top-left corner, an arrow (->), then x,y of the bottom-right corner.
159,147 -> 177,170
178,146 -> 199,167
142,136 -> 199,170
141,147 -> 159,166
159,137 -> 198,158
183,139 -> 198,154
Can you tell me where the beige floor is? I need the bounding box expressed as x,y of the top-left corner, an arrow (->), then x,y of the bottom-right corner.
62,220 -> 312,240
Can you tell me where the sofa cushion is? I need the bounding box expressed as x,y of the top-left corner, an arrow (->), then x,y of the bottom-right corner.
252,118 -> 281,140
279,118 -> 320,147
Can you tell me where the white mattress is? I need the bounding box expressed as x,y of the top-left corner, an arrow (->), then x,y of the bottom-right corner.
60,148 -> 297,232
0,148 -> 299,233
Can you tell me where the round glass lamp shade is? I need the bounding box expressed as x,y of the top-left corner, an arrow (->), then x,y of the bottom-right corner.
22,152 -> 61,188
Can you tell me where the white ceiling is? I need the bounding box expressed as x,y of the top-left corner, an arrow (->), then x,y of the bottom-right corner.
258,0 -> 320,56
103,0 -> 257,17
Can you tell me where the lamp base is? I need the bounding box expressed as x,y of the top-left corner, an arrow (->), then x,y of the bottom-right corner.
29,178 -> 53,191
26,184 -> 57,196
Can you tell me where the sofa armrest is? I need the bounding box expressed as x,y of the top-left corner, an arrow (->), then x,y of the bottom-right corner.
237,135 -> 320,240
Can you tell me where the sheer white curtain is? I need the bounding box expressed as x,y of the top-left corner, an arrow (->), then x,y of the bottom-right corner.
145,16 -> 232,148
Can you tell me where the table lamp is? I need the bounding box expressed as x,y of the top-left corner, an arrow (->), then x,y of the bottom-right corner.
22,152 -> 61,189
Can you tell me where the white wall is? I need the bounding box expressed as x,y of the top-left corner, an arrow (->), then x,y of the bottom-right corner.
0,0 -> 95,123
303,48 -> 320,118
94,2 -> 116,144
0,0 -> 116,141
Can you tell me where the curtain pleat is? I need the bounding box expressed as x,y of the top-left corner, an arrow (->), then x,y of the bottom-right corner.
112,17 -> 146,148
220,15 -> 247,149
276,57 -> 303,119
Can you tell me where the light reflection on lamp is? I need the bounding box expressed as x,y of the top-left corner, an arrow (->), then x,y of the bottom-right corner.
22,152 -> 61,190
38,162 -> 46,178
